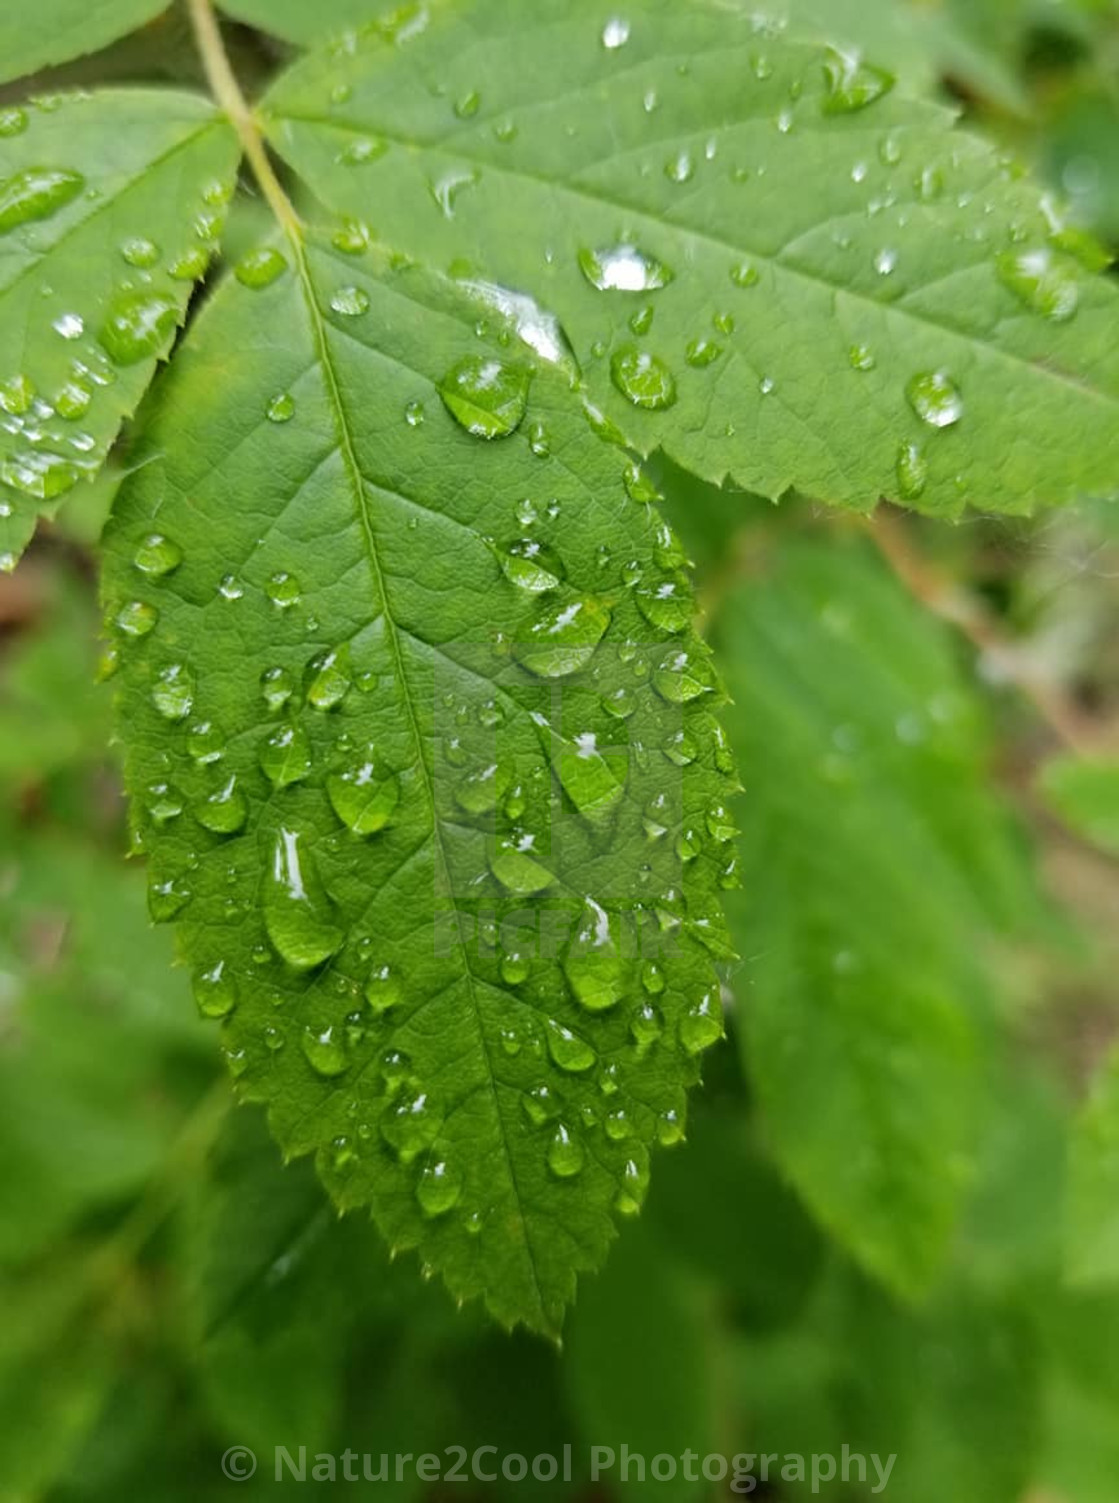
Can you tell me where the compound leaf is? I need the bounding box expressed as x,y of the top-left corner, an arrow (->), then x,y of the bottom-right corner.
262,0 -> 1119,518
0,0 -> 169,84
103,229 -> 734,1335
0,90 -> 239,567
714,533 -> 1036,1296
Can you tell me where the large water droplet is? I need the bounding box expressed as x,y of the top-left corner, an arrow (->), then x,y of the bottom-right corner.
546,1017 -> 596,1072
455,759 -> 511,815
537,719 -> 626,829
260,724 -> 312,788
514,597 -> 611,678
115,600 -> 158,637
564,898 -> 630,1011
329,285 -> 370,317
365,964 -> 401,1015
496,537 -> 564,592
997,247 -> 1079,322
382,1090 -> 441,1162
301,1023 -> 350,1076
151,663 -> 195,720
578,243 -> 672,292
547,1122 -> 585,1178
304,644 -> 351,710
905,370 -> 962,429
0,167 -> 84,233
822,47 -> 895,114
417,1158 -> 462,1216
680,988 -> 724,1054
235,245 -> 288,288
99,290 -> 179,365
194,960 -> 238,1019
0,450 -> 79,500
652,649 -> 715,703
490,833 -> 554,894
610,346 -> 677,410
264,827 -> 344,970
132,532 -> 182,578
601,16 -> 630,48
635,574 -> 692,634
327,753 -> 400,834
195,775 -> 247,835
438,354 -> 529,439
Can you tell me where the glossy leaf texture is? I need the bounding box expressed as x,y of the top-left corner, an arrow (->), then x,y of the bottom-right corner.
713,534 -> 1039,1297
262,0 -> 1119,517
102,235 -> 735,1335
0,0 -> 168,84
0,90 -> 239,568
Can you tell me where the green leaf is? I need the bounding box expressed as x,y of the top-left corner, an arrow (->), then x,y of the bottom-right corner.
0,0 -> 168,84
1039,753 -> 1119,857
102,233 -> 734,1335
714,533 -> 1036,1297
215,0 -> 406,48
262,0 -> 1119,517
1067,1044 -> 1119,1286
0,90 -> 239,568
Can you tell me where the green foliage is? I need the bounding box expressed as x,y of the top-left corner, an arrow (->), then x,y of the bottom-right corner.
1040,752 -> 1119,855
0,0 -> 168,83
263,0 -> 1119,515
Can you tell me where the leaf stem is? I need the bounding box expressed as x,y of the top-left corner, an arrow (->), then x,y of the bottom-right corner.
186,0 -> 301,236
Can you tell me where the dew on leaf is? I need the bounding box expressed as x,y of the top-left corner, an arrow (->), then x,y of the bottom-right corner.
148,875 -> 191,922
605,1107 -> 634,1141
906,370 -> 963,428
602,685 -> 636,719
685,337 -> 723,368
849,343 -> 876,371
610,346 -> 677,410
365,964 -> 401,1015
578,243 -> 672,292
187,720 -> 224,764
259,724 -> 312,789
382,1090 -> 441,1162
195,775 -> 247,835
266,571 -> 302,608
706,799 -> 736,842
635,575 -> 692,634
601,16 -> 630,48
169,247 -> 209,280
267,392 -> 295,423
304,645 -> 352,710
641,960 -> 666,995
404,399 -> 424,427
54,380 -> 91,419
680,988 -> 724,1055
194,960 -> 238,1019
438,354 -> 529,439
145,781 -> 183,825
515,596 -> 611,678
874,248 -> 898,277
99,290 -> 179,365
151,663 -> 194,720
822,47 -> 895,114
120,236 -> 159,268
455,759 -> 511,815
664,150 -> 694,184
235,246 -> 288,289
896,440 -> 928,499
730,260 -> 760,288
301,1023 -> 350,1076
997,247 -> 1079,322
265,828 -> 344,970
490,833 -> 555,894
652,649 -> 715,704
0,450 -> 79,500
417,1158 -> 462,1216
564,898 -> 630,1012
0,167 -> 84,233
428,167 -> 480,218
497,537 -> 564,592
542,723 -> 627,829
327,755 -> 400,834
115,600 -> 158,637
0,373 -> 33,414
523,1082 -> 559,1125
675,826 -> 702,861
500,950 -> 530,985
337,136 -> 388,166
331,218 -> 370,254
260,665 -> 294,713
663,729 -> 698,766
547,1122 -> 585,1177
616,1152 -> 650,1215
330,285 -> 370,317
546,1018 -> 597,1072
0,108 -> 28,136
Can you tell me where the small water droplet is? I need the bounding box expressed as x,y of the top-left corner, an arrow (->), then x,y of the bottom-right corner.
652,648 -> 714,704
490,833 -> 554,894
664,150 -> 694,184
337,136 -> 388,166
685,337 -> 722,368
330,285 -> 370,317
301,1022 -> 350,1076
404,399 -> 425,427
265,828 -> 344,970
382,1090 -> 441,1162
260,724 -> 313,788
148,875 -> 191,922
680,988 -> 724,1054
906,370 -> 962,428
195,774 -> 247,834
602,685 -> 636,719
822,47 -> 895,114
327,752 -> 400,834
365,964 -> 401,1015
455,758 -> 511,815
501,949 -> 529,986
0,166 -> 84,233
997,247 -> 1079,322
547,1122 -> 585,1177
896,440 -> 928,499
194,960 -> 238,1018
187,719 -> 224,764
417,1158 -> 462,1216
151,663 -> 194,720
564,899 -> 630,1011
848,343 -> 876,371
610,346 -> 676,410
304,644 -> 351,710
635,574 -> 692,634
0,450 -> 79,500
454,89 -> 481,119
601,16 -> 630,48
260,665 -> 295,713
615,1151 -> 650,1215
331,218 -> 370,254
267,392 -> 295,423
116,599 -> 158,637
0,108 -> 28,137
546,1018 -> 596,1072
120,236 -> 159,268
438,354 -> 529,439
265,571 -> 302,609
497,537 -> 564,592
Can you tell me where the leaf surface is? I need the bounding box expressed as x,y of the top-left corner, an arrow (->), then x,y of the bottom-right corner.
714,534 -> 1036,1296
1039,753 -> 1119,857
0,90 -> 239,567
262,0 -> 1119,516
103,232 -> 733,1334
0,0 -> 168,84
1067,1046 -> 1119,1287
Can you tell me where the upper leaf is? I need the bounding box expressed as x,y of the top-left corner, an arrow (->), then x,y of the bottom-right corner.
261,0 -> 1119,517
215,0 -> 406,47
102,231 -> 735,1335
0,0 -> 168,84
714,533 -> 1037,1296
0,90 -> 239,567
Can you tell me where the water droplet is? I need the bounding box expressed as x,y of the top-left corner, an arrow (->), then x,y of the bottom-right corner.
428,166 -> 480,218
547,1122 -> 585,1177
631,1000 -> 665,1052
652,649 -> 714,704
896,440 -> 928,499
0,167 -> 84,233
849,343 -> 876,371
602,686 -> 636,719
0,373 -> 33,415
455,759 -> 511,815
906,370 -> 962,428
438,354 -> 529,439
454,89 -> 481,119
116,599 -> 158,637
500,950 -> 529,985
515,596 -> 611,678
99,290 -> 179,365
546,1018 -> 596,1072
331,218 -> 370,254
130,535 -> 180,581
601,16 -> 630,48
641,960 -> 665,995
301,1023 -> 350,1076
675,826 -> 702,862
265,571 -> 301,609
522,1082 -> 558,1125
564,899 -> 630,1011
148,875 -> 191,922
497,537 -> 564,592
265,828 -> 344,970
997,247 -> 1079,322
382,1090 -> 441,1162
145,781 -> 182,825
260,724 -> 312,789
490,833 -> 554,894
822,47 -> 895,114
610,346 -> 676,410
417,1158 -> 462,1216
337,136 -> 388,166
0,108 -> 27,137
151,663 -> 194,720
304,644 -> 351,710
663,730 -> 697,766
187,720 -> 224,764
329,285 -> 370,317
635,574 -> 692,634
260,665 -> 294,713
706,800 -> 736,842
578,243 -> 672,292
169,247 -> 209,280
731,261 -> 760,288
540,721 -> 627,828
874,247 -> 898,277
615,1151 -> 649,1215
685,337 -> 722,368
365,964 -> 401,1015
194,960 -> 238,1018
327,753 -> 400,834
679,988 -> 724,1054
267,392 -> 295,423
404,399 -> 425,427
0,450 -> 79,500
54,380 -> 91,419
120,236 -> 159,268
195,775 -> 247,834
664,150 -> 694,184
